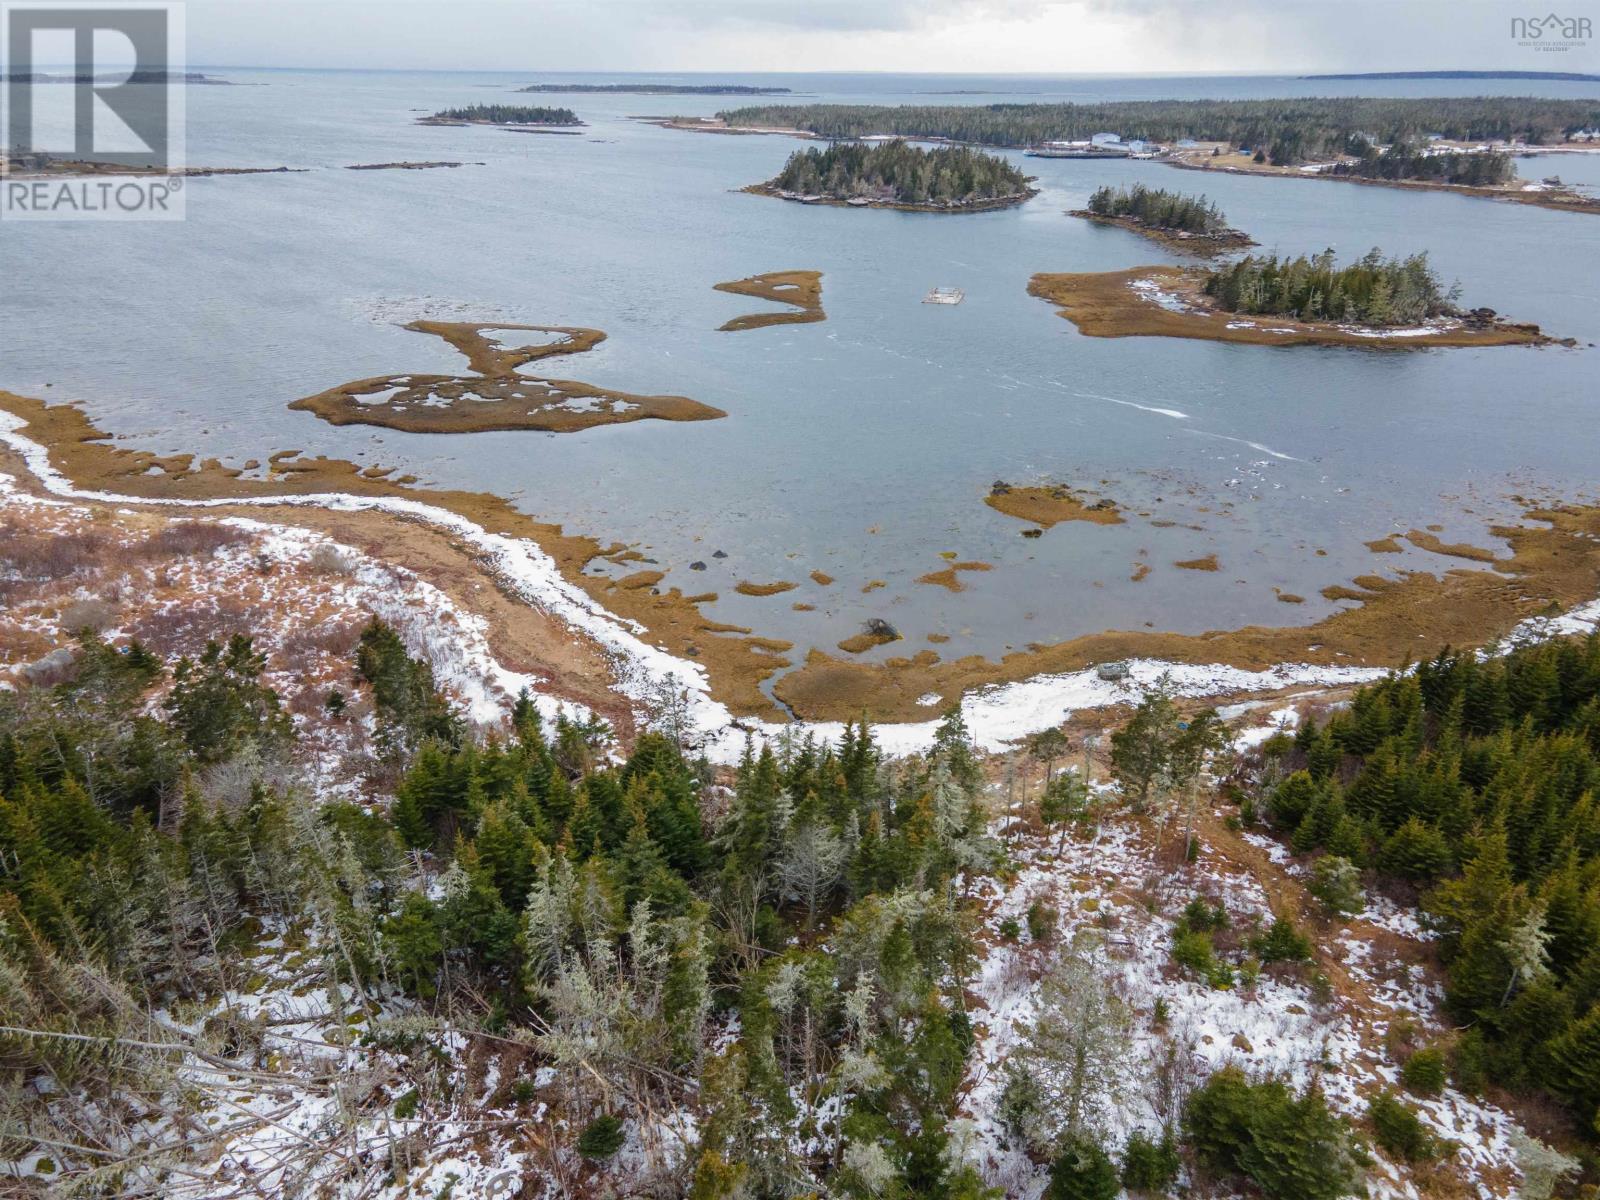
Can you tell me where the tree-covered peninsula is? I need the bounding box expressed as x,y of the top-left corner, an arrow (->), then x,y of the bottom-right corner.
713,96 -> 1600,158
423,104 -> 580,126
1031,246 -> 1554,347
758,140 -> 1035,211
1331,138 -> 1515,186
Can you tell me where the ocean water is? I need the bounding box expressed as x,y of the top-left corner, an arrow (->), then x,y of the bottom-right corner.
3,70 -> 1598,699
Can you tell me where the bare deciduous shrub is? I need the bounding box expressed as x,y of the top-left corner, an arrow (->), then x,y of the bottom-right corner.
305,543 -> 358,576
0,529 -> 110,597
286,687 -> 328,719
277,618 -> 365,676
58,597 -> 117,633
128,597 -> 258,659
138,523 -> 252,560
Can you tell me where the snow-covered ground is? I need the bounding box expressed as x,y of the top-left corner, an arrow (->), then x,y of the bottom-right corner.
0,474 -> 588,753
961,810 -> 1527,1199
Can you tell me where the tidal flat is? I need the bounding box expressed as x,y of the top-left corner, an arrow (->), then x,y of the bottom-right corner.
713,270 -> 825,331
288,320 -> 725,433
9,388 -> 1600,725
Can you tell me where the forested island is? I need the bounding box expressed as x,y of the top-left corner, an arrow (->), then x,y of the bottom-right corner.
1030,247 -> 1557,348
419,104 -> 581,127
518,82 -> 790,95
1203,248 -> 1458,325
753,140 -> 1036,211
708,96 -> 1600,156
1073,184 -> 1253,254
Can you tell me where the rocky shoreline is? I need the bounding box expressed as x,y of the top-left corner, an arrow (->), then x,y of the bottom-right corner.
1068,209 -> 1256,256
743,181 -> 1037,213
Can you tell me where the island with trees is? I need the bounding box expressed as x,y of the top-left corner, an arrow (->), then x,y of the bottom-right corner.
418,104 -> 582,128
1072,184 -> 1254,254
518,82 -> 791,95
653,96 -> 1600,213
751,140 -> 1036,212
1029,247 -> 1560,348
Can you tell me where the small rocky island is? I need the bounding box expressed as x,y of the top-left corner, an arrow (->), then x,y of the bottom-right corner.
986,481 -> 1124,527
1071,183 -> 1253,255
751,141 -> 1037,212
418,104 -> 582,129
1030,248 -> 1560,348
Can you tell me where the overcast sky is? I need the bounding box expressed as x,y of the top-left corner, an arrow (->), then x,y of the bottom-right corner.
181,1 -> 1600,75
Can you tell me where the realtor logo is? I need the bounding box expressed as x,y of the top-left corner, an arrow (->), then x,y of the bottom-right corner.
1,2 -> 186,220
1511,12 -> 1593,51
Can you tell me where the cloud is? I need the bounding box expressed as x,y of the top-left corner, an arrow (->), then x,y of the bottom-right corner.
178,0 -> 1600,75
639,0 -> 1060,36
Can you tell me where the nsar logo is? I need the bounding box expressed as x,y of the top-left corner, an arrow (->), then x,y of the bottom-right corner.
1511,11 -> 1593,51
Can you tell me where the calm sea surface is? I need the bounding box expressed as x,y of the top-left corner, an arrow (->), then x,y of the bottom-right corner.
4,71 -> 1598,698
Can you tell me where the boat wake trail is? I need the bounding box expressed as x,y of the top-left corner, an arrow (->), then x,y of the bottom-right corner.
1186,428 -> 1304,462
1069,389 -> 1189,420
